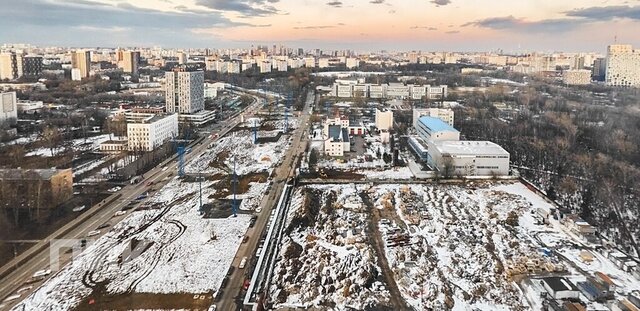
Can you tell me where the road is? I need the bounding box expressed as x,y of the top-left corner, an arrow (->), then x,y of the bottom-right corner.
0,95 -> 265,310
216,90 -> 314,311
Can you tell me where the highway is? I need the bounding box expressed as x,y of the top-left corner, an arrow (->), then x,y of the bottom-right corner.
216,90 -> 314,311
0,94 -> 265,310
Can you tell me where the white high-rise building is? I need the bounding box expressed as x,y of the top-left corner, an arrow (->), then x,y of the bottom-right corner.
0,92 -> 18,124
606,44 -> 640,87
127,113 -> 178,151
165,69 -> 204,114
375,108 -> 393,130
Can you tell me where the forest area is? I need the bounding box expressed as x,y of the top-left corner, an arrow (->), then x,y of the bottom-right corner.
454,80 -> 640,255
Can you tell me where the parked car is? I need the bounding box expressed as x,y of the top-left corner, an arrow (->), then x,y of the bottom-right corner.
239,257 -> 247,269
97,223 -> 110,230
72,205 -> 86,212
114,211 -> 127,217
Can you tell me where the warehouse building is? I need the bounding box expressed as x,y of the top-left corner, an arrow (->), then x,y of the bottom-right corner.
416,116 -> 460,142
427,140 -> 510,176
541,277 -> 580,300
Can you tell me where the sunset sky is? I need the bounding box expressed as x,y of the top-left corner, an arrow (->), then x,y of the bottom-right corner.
2,0 -> 640,52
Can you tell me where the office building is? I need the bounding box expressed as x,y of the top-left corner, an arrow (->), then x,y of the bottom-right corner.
563,69 -> 592,85
71,50 -> 91,79
165,68 -> 205,114
375,108 -> 393,130
0,91 -> 18,124
606,44 -> 640,87
413,108 -> 454,127
127,113 -> 178,151
416,116 -> 460,142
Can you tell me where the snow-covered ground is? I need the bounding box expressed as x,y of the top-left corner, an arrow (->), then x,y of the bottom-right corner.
270,184 -> 392,310
26,134 -> 112,157
16,169 -> 250,311
367,181 -> 640,310
185,130 -> 288,176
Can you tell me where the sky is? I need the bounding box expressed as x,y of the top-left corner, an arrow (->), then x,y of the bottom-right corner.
1,0 -> 640,52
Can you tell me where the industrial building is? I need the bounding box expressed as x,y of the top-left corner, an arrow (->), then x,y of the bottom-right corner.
413,108 -> 454,127
415,116 -> 460,142
541,277 -> 580,300
426,140 -> 510,176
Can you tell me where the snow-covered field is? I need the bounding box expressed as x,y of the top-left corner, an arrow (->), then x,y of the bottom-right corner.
185,130 -> 288,176
15,176 -> 250,311
270,184 -> 392,310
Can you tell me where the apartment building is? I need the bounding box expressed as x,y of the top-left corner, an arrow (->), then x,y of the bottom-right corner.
606,44 -> 640,87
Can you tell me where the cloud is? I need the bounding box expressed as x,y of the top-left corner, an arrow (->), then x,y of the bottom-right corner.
446,30 -> 459,34
463,5 -> 640,34
431,0 -> 451,6
462,15 -> 586,32
0,0 -> 248,46
293,25 -> 336,29
564,5 -> 640,21
326,1 -> 343,7
195,0 -> 280,16
370,0 -> 384,3
410,26 -> 438,30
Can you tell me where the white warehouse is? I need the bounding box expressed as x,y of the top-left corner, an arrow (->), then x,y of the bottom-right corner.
427,140 -> 510,176
127,113 -> 179,151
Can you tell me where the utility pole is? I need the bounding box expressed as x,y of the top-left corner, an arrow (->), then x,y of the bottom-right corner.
232,156 -> 238,217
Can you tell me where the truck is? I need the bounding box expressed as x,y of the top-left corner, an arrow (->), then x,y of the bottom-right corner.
130,176 -> 143,184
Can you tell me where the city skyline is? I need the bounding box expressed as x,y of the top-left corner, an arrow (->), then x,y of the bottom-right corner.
2,0 -> 640,52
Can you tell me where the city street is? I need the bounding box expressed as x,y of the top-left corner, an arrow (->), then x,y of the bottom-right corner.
216,90 -> 314,311
0,95 -> 264,309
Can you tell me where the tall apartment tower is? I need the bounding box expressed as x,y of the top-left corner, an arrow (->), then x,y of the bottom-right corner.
165,68 -> 204,114
606,44 -> 640,87
22,56 -> 43,77
71,50 -> 91,79
119,51 -> 140,75
0,53 -> 23,80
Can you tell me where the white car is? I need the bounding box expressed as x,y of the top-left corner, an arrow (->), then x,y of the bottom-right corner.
255,207 -> 262,213
32,269 -> 51,278
107,186 -> 121,193
208,305 -> 217,311
239,256 -> 247,269
87,230 -> 100,237
114,211 -> 126,217
162,166 -> 168,171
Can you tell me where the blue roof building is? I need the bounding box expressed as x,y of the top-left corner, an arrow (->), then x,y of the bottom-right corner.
416,116 -> 460,142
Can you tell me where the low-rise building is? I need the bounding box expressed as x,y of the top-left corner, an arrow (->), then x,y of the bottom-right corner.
416,116 -> 459,142
563,69 -> 592,85
127,113 -> 178,151
427,140 -> 510,176
100,139 -> 128,153
541,277 -> 580,300
324,125 -> 350,157
413,108 -> 454,127
0,169 -> 73,218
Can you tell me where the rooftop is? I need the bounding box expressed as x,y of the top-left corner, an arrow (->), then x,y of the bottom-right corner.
431,140 -> 509,156
542,277 -> 578,292
418,116 -> 458,133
